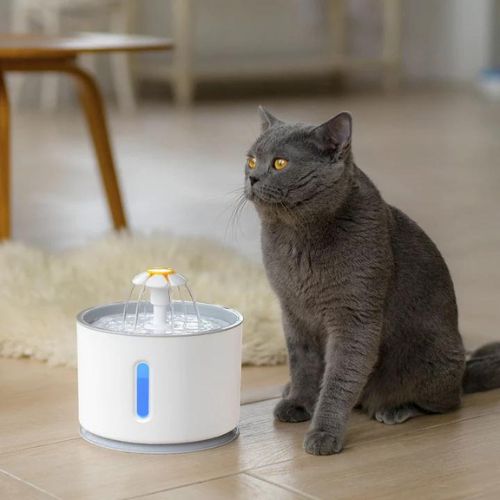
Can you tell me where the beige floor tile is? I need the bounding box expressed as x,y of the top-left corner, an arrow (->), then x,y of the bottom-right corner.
136,473 -> 309,500
0,358 -> 79,455
1,391 -> 499,499
249,410 -> 500,500
0,399 -> 300,500
0,470 -> 54,499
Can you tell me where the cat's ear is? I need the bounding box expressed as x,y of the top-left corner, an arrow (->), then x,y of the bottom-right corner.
311,112 -> 352,152
258,106 -> 282,132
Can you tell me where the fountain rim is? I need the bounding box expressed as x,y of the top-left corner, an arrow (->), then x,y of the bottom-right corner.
77,301 -> 244,338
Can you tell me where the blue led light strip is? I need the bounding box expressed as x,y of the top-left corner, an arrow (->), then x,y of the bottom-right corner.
136,362 -> 149,418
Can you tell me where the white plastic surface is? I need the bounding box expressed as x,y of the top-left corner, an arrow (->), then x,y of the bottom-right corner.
77,308 -> 242,444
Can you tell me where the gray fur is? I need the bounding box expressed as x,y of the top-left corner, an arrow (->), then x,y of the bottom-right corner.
464,343 -> 500,393
244,108 -> 500,456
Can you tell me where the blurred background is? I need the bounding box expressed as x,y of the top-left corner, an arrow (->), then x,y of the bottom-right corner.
0,0 -> 499,344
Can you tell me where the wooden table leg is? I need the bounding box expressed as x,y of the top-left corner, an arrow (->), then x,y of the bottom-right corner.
0,71 -> 10,240
65,64 -> 127,231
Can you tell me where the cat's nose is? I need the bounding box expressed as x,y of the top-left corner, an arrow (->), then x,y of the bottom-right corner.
249,175 -> 259,186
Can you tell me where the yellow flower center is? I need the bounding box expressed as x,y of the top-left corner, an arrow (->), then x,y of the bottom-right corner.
147,267 -> 176,277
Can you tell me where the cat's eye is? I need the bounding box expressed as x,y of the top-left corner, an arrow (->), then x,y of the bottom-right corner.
247,157 -> 256,169
274,158 -> 289,171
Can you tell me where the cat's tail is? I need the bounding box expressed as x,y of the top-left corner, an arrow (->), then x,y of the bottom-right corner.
463,342 -> 500,394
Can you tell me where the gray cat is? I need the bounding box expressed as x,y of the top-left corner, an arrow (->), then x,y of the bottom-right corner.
244,107 -> 500,455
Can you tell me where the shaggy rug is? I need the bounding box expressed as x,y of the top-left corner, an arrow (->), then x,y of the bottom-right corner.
0,233 -> 286,367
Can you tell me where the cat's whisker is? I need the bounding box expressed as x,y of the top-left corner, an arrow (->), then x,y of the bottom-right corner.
225,186 -> 246,196
231,197 -> 248,239
224,192 -> 248,242
216,189 -> 246,219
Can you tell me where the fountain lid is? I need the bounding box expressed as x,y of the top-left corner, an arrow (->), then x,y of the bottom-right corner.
83,266 -> 238,336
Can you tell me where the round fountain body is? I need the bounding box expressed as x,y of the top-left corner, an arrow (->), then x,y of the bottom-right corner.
76,269 -> 243,454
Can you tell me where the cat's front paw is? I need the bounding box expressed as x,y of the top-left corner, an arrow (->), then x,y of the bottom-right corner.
304,429 -> 344,455
274,398 -> 311,423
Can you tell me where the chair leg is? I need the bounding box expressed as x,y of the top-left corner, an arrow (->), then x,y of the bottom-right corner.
0,72 -> 10,240
67,65 -> 127,230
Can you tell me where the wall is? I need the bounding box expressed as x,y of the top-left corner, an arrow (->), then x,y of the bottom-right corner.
493,0 -> 500,66
402,0 -> 494,82
136,0 -> 495,84
0,0 -> 496,85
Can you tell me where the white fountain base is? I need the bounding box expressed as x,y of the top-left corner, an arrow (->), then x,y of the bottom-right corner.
77,302 -> 243,452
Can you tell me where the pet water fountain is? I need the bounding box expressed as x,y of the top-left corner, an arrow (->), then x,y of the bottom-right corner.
77,267 -> 243,453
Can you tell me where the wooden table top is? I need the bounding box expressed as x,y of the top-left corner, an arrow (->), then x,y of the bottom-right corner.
0,33 -> 173,60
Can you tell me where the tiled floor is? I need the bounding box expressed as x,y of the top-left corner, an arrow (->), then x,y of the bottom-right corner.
1,357 -> 500,499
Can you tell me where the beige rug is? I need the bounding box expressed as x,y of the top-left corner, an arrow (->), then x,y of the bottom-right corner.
0,233 -> 286,367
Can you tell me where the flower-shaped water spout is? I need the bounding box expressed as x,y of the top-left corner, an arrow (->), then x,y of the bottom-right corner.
121,267 -> 200,333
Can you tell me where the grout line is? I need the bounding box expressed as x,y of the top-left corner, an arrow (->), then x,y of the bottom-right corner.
119,399 -> 500,498
62,405 -> 500,500
123,471 -> 247,499
2,394 -> 498,499
0,468 -> 62,500
0,436 -> 80,457
125,470 -> 318,500
245,409 -> 500,478
243,471 -> 320,500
